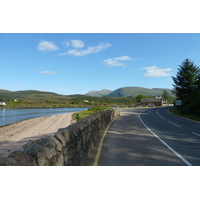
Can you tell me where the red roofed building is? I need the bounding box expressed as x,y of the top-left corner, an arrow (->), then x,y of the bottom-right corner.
141,97 -> 163,107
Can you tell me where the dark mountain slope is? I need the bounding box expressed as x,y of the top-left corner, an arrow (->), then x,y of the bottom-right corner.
107,87 -> 174,97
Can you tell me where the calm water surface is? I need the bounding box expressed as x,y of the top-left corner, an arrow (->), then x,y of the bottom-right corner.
0,107 -> 88,127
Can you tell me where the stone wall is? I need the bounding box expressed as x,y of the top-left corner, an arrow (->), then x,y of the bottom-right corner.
0,108 -> 120,166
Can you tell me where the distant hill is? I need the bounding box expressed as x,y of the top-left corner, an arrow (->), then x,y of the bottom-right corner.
0,87 -> 174,102
0,90 -> 65,101
107,87 -> 174,97
0,89 -> 12,94
85,89 -> 112,97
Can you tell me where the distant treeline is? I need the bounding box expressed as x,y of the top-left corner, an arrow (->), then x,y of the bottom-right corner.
1,95 -> 176,108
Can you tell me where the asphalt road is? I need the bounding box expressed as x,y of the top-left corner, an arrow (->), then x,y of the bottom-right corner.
97,107 -> 200,166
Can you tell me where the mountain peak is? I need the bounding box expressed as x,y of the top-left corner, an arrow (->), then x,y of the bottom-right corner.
85,89 -> 112,97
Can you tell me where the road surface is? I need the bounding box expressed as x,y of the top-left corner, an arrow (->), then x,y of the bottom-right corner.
95,107 -> 200,166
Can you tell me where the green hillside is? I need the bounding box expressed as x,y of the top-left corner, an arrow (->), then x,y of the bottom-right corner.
0,89 -> 12,95
0,87 -> 175,108
0,90 -> 64,101
107,87 -> 174,97
0,89 -> 137,107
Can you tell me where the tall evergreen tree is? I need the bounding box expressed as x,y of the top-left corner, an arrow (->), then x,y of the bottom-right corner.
172,59 -> 200,99
172,58 -> 200,113
192,76 -> 200,116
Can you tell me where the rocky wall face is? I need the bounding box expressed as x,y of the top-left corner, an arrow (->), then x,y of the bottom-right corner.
0,109 -> 120,166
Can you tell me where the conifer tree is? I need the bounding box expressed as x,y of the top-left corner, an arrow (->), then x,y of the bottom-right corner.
172,58 -> 200,113
172,58 -> 200,99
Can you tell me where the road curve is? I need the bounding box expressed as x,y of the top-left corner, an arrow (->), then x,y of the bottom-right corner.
140,106 -> 200,166
96,107 -> 200,166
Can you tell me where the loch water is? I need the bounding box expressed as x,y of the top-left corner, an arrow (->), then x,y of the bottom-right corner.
0,107 -> 88,127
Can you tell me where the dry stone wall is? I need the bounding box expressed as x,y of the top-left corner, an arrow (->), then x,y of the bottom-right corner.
0,108 -> 120,166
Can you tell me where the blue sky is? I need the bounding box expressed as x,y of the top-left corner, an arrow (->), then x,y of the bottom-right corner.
1,33 -> 200,95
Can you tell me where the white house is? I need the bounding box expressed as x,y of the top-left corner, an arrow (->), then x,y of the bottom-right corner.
0,102 -> 6,106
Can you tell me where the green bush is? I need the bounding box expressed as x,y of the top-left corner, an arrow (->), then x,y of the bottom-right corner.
88,106 -> 108,113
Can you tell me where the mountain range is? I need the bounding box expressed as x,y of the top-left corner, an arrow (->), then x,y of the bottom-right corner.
85,87 -> 174,97
0,86 -> 174,101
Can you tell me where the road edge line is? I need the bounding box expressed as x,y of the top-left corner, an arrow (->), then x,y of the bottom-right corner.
138,113 -> 192,166
167,107 -> 200,125
93,118 -> 116,166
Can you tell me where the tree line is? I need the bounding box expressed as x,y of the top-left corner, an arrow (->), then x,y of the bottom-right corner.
172,58 -> 200,116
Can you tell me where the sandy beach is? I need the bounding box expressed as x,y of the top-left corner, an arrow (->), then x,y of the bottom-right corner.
0,112 -> 75,157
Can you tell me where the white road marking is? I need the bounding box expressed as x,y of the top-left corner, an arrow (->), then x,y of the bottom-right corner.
160,116 -> 165,120
155,109 -> 164,119
167,121 -> 181,128
192,132 -> 200,137
138,113 -> 192,166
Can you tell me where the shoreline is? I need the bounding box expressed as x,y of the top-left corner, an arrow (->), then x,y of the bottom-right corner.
0,112 -> 76,157
0,107 -> 88,127
0,105 -> 90,109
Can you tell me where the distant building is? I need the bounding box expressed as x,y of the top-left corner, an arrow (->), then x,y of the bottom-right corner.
84,100 -> 89,102
0,102 -> 6,106
141,97 -> 163,107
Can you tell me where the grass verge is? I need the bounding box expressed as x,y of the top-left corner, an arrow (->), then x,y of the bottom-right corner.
169,107 -> 200,122
73,106 -> 111,121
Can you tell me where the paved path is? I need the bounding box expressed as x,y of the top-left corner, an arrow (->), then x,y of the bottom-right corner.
95,107 -> 200,166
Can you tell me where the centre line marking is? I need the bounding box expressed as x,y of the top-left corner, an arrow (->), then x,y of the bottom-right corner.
138,113 -> 192,166
192,132 -> 200,137
167,121 -> 181,128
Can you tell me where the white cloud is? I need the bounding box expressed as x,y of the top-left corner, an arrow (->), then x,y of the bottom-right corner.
104,58 -> 124,67
37,40 -> 59,52
60,42 -> 112,56
142,66 -> 172,77
71,40 -> 84,48
62,41 -> 70,47
103,56 -> 132,67
62,39 -> 84,48
115,56 -> 132,61
10,85 -> 22,87
39,71 -> 58,74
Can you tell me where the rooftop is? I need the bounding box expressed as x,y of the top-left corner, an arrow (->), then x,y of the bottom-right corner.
141,98 -> 163,103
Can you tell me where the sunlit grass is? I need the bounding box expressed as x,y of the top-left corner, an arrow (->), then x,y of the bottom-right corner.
73,106 -> 111,121
169,107 -> 200,122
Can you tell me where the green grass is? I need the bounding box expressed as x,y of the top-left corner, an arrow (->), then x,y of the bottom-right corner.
169,107 -> 200,122
73,106 -> 111,121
